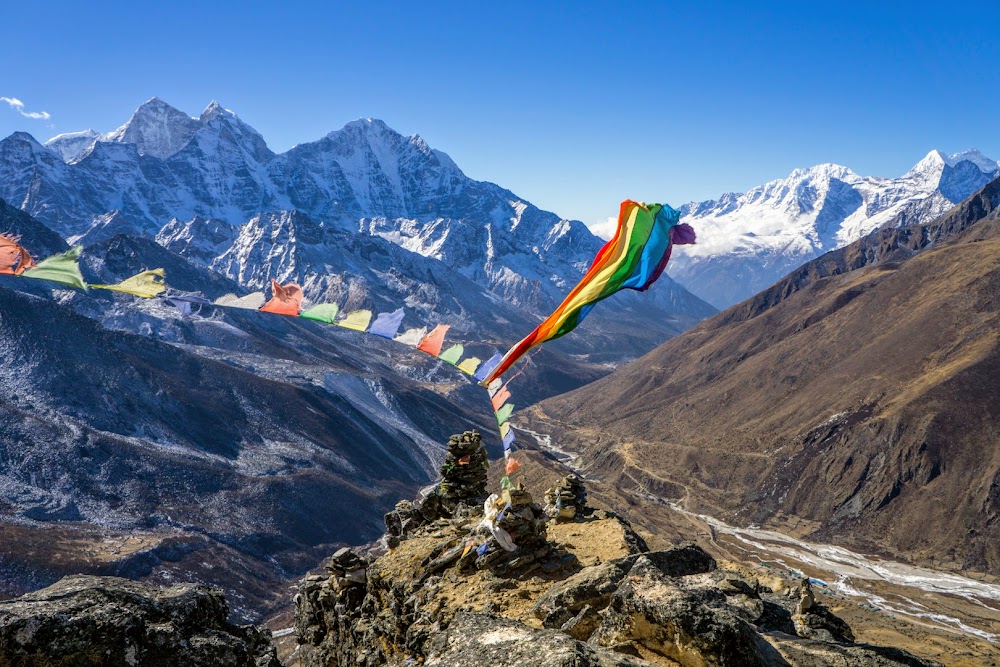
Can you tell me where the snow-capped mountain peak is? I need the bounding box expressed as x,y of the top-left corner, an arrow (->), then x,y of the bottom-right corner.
903,149 -> 953,186
2,99 -> 716,327
904,148 -> 1000,184
944,148 -> 1000,173
672,148 -> 999,309
787,163 -> 858,182
199,100 -> 230,122
101,96 -> 202,159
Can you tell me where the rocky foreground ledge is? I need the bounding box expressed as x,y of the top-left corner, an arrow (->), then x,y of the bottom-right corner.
0,575 -> 278,666
0,431 -> 944,666
293,431 -> 940,667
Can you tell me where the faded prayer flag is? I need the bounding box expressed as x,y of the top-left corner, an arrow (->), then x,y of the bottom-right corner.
502,430 -> 515,451
490,385 -> 511,411
260,280 -> 304,316
0,234 -> 34,275
495,402 -> 514,427
456,357 -> 481,375
369,308 -> 405,339
339,309 -> 373,332
163,293 -> 211,316
395,326 -> 428,347
473,352 -> 502,383
438,343 -> 464,365
215,292 -> 266,310
21,246 -> 87,290
93,269 -> 167,299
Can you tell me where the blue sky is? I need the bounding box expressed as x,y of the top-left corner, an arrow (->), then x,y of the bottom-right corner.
2,1 -> 998,230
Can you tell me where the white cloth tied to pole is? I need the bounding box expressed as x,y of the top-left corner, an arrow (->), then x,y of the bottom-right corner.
479,493 -> 517,552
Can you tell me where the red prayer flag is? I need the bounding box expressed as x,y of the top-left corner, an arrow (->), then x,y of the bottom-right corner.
416,324 -> 450,356
0,234 -> 35,275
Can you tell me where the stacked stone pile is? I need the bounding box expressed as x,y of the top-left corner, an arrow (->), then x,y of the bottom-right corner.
461,482 -> 575,577
437,430 -> 489,501
294,432 -> 939,667
544,474 -> 587,521
326,547 -> 367,589
791,579 -> 855,643
384,430 -> 489,548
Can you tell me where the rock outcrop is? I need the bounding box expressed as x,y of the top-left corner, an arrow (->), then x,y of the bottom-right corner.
0,575 -> 279,666
791,579 -> 855,643
294,433 -> 940,667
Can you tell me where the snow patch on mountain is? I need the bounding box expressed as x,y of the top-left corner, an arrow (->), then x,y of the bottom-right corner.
44,129 -> 99,163
671,150 -> 999,308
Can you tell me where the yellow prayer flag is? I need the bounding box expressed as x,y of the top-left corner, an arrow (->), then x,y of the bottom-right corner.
338,309 -> 373,332
92,268 -> 166,299
456,357 -> 482,375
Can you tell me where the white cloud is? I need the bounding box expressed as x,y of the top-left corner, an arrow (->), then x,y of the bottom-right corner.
1,96 -> 51,120
587,216 -> 619,241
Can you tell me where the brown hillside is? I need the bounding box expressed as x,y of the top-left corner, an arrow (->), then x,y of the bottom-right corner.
531,178 -> 1000,573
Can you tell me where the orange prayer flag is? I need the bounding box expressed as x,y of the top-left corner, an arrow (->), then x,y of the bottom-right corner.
505,457 -> 521,475
260,280 -> 304,316
490,386 -> 512,412
458,455 -> 471,465
461,539 -> 475,557
0,234 -> 35,275
416,324 -> 450,356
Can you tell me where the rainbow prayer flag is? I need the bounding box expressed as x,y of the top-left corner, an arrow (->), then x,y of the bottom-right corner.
482,200 -> 694,384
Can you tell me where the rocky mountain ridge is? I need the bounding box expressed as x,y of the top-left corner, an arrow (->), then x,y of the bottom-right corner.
672,149 -> 1000,307
0,199 -> 516,619
2,98 -> 715,377
532,175 -> 1000,579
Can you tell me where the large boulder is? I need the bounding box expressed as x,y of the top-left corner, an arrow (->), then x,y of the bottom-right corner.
534,546 -> 717,634
588,556 -> 781,667
0,575 -> 278,667
424,612 -> 655,667
767,635 -> 943,667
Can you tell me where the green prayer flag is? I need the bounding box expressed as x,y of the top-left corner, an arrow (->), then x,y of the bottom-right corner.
21,246 -> 87,290
438,343 -> 464,365
495,402 -> 514,426
500,475 -> 513,490
300,303 -> 340,324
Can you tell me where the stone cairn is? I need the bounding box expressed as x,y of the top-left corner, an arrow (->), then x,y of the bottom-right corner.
438,430 -> 489,501
792,578 -> 855,643
326,547 -> 367,590
383,430 -> 490,549
455,480 -> 576,578
543,474 -> 587,522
